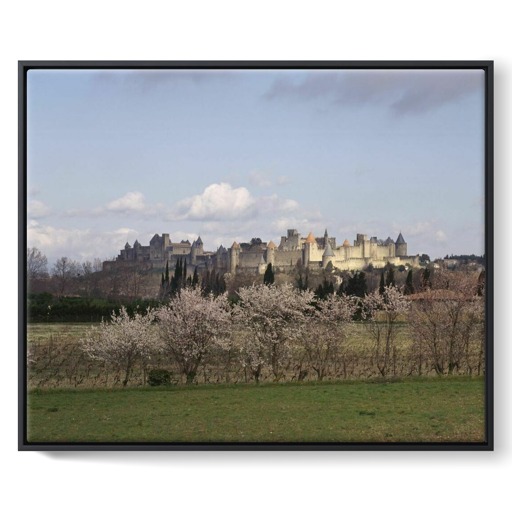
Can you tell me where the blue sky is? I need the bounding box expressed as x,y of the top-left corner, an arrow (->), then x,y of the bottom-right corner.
26,68 -> 485,264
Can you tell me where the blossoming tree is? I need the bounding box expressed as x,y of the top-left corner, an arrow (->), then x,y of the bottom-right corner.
80,307 -> 157,386
156,288 -> 231,384
362,286 -> 410,377
235,284 -> 315,382
409,270 -> 484,375
304,293 -> 357,381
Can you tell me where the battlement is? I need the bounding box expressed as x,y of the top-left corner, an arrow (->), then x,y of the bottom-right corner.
108,228 -> 417,275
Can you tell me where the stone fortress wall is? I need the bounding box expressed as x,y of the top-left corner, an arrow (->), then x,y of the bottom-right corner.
104,228 -> 420,274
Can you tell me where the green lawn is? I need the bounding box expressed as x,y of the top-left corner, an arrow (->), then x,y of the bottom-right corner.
26,377 -> 486,444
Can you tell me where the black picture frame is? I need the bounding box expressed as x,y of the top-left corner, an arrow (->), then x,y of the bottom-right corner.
19,60 -> 493,451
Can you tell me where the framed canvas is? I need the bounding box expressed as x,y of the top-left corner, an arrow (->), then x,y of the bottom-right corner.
19,61 -> 493,450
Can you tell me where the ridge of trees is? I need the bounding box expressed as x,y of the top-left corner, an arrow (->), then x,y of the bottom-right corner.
443,254 -> 485,264
27,248 -> 484,323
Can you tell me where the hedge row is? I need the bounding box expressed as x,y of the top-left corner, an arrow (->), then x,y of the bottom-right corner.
27,293 -> 161,322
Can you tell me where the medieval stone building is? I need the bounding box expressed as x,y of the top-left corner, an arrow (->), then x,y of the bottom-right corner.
104,228 -> 419,275
224,229 -> 418,274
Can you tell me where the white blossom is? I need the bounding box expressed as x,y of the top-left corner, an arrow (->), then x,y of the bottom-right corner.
80,307 -> 157,386
303,293 -> 357,380
156,288 -> 231,384
361,286 -> 410,377
234,284 -> 315,382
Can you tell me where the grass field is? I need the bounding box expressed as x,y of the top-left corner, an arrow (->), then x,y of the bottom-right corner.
27,377 -> 486,443
27,323 -> 97,347
27,321 -> 412,346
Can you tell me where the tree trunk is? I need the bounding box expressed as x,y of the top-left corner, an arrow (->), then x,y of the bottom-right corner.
122,365 -> 131,387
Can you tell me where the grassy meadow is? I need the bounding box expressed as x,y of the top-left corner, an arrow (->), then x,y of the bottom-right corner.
26,320 -> 486,444
27,377 -> 485,443
27,322 -> 94,345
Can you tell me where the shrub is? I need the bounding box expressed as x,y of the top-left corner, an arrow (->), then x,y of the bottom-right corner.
147,369 -> 173,386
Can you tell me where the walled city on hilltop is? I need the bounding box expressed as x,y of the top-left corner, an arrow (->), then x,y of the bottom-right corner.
103,228 -> 420,275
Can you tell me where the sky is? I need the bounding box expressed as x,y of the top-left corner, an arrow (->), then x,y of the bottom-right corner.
26,68 -> 486,265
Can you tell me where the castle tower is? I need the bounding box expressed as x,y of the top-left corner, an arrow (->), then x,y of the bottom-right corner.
383,237 -> 395,257
354,234 -> 369,258
322,241 -> 335,268
395,233 -> 407,257
133,240 -> 141,262
215,245 -> 227,271
266,240 -> 276,267
122,242 -> 132,261
191,241 -> 197,265
342,239 -> 350,260
303,232 -> 316,266
229,241 -> 240,274
190,236 -> 204,265
324,228 -> 330,249
195,236 -> 204,255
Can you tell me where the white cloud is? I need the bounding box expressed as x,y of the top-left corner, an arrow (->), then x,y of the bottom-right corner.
112,227 -> 139,238
106,192 -> 147,213
259,194 -> 299,214
28,200 -> 51,219
169,182 -> 302,224
249,171 -> 291,188
272,216 -> 324,236
62,192 -> 166,219
171,183 -> 257,221
249,171 -> 272,188
28,185 -> 42,197
276,175 -> 291,186
435,230 -> 447,242
27,220 -> 141,263
26,184 -> 307,263
63,207 -> 104,218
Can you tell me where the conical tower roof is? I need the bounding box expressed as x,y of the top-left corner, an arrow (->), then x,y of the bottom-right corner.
323,243 -> 334,257
196,236 -> 203,244
305,232 -> 316,244
396,232 -> 406,244
231,241 -> 240,249
343,239 -> 350,247
267,240 -> 277,249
